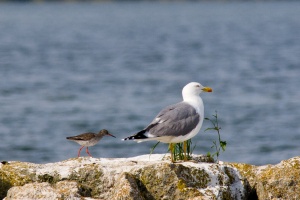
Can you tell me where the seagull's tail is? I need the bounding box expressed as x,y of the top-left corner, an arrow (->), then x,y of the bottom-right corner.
122,130 -> 148,141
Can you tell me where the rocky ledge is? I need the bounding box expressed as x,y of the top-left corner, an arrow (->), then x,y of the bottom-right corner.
0,154 -> 299,200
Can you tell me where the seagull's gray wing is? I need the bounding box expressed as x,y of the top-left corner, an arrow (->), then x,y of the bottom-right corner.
145,102 -> 200,137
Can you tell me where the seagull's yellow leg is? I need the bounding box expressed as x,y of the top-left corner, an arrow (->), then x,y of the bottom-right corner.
183,141 -> 188,161
169,143 -> 174,163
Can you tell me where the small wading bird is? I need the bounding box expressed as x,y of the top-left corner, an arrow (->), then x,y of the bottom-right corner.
67,129 -> 116,157
123,82 -> 212,162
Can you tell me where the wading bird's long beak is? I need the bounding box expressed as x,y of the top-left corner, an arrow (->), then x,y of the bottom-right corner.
202,87 -> 212,92
107,133 -> 116,138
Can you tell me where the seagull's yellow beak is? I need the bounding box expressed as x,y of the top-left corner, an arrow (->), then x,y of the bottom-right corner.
202,87 -> 212,92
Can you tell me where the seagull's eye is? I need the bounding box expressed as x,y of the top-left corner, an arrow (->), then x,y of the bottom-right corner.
195,85 -> 200,87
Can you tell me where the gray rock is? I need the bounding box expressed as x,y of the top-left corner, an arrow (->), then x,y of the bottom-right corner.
0,154 -> 249,200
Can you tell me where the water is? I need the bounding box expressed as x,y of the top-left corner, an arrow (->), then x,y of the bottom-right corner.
0,2 -> 299,165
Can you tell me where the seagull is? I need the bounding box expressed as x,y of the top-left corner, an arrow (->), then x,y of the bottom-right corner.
66,129 -> 116,157
123,82 -> 212,162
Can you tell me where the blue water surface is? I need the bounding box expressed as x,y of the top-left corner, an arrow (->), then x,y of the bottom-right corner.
0,1 -> 299,165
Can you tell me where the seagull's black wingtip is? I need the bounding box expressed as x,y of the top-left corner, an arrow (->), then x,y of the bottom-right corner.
123,130 -> 148,141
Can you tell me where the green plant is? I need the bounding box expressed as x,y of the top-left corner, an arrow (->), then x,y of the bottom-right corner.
173,139 -> 195,161
149,139 -> 195,162
149,141 -> 160,158
205,111 -> 227,162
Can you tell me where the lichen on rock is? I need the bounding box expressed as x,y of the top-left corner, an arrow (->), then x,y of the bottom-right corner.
228,157 -> 300,200
5,181 -> 81,200
255,157 -> 300,199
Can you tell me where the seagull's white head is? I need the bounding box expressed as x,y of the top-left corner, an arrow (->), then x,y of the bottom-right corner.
182,82 -> 212,100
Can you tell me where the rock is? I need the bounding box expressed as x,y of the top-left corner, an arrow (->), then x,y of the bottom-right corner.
5,181 -> 81,200
229,156 -> 300,200
0,154 -> 300,200
0,154 -> 248,200
3,155 -> 300,199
